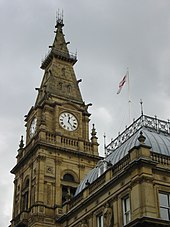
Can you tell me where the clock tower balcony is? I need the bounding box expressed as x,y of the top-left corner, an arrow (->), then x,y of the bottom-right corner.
13,129 -> 99,172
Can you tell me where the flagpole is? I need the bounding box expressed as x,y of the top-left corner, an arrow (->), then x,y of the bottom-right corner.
116,69 -> 132,123
127,68 -> 131,123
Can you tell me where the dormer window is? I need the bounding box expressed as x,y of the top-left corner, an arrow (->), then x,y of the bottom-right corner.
97,160 -> 108,177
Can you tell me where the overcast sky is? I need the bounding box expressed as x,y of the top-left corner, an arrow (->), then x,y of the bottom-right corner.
1,0 -> 170,226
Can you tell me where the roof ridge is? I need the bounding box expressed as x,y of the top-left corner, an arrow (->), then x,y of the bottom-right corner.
106,115 -> 170,155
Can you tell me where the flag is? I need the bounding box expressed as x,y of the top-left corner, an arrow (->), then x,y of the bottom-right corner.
117,74 -> 127,94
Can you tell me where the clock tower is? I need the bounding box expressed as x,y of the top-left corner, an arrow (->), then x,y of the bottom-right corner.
10,16 -> 100,227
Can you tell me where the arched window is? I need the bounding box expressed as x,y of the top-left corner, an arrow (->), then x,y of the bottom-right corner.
22,178 -> 29,211
25,179 -> 29,188
62,173 -> 77,203
63,173 -> 75,182
67,84 -> 71,93
61,67 -> 65,77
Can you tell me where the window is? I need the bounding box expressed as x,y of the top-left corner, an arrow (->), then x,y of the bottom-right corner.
159,193 -> 170,221
97,214 -> 104,227
122,196 -> 131,225
61,67 -> 65,77
67,85 -> 71,93
23,191 -> 29,210
62,173 -> 77,203
22,178 -> 29,211
62,185 -> 76,203
63,173 -> 75,182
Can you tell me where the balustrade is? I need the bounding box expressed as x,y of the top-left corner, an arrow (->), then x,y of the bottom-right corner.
106,115 -> 170,155
151,152 -> 170,165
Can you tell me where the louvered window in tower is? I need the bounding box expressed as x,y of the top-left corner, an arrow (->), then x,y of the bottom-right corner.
22,178 -> 29,211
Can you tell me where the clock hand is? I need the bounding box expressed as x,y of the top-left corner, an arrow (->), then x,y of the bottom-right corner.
67,116 -> 74,129
68,121 -> 74,128
68,115 -> 71,123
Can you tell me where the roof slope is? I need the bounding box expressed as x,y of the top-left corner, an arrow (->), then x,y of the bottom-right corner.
75,115 -> 170,195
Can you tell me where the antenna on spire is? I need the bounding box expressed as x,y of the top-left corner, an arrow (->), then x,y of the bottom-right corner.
140,99 -> 144,116
56,9 -> 64,27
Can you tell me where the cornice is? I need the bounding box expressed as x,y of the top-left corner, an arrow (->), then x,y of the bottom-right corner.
125,216 -> 170,226
11,140 -> 101,174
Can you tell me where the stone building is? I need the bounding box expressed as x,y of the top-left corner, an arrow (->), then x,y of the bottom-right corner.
10,16 -> 170,227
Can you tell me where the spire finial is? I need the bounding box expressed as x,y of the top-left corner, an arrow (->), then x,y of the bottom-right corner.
91,124 -> 97,137
138,131 -> 146,144
56,9 -> 64,28
140,99 -> 144,116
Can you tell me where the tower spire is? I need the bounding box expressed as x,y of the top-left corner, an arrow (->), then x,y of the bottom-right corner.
35,18 -> 81,107
41,12 -> 77,70
10,15 -> 100,227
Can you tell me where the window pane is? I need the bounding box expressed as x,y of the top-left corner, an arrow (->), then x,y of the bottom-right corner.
126,212 -> 130,224
126,198 -> 130,211
160,208 -> 169,220
159,193 -> 168,206
97,215 -> 103,227
123,197 -> 131,225
63,173 -> 74,182
101,215 -> 104,227
159,193 -> 170,221
124,197 -> 130,212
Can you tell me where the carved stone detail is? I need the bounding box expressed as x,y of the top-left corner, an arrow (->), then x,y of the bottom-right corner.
46,166 -> 54,174
47,184 -> 52,205
78,164 -> 85,169
80,219 -> 88,227
36,155 -> 46,161
39,206 -> 44,213
103,202 -> 113,227
55,158 -> 62,165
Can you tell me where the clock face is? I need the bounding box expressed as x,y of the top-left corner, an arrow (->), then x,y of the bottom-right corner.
29,118 -> 37,138
59,112 -> 78,131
